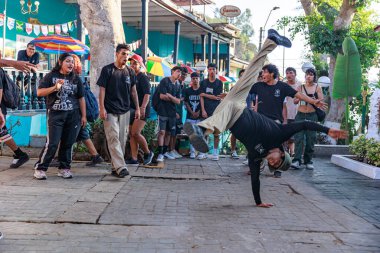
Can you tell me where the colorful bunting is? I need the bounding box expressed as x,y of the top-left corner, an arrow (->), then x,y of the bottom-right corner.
61,23 -> 68,34
33,24 -> 40,36
25,23 -> 32,35
55,24 -> 61,34
48,25 -> 54,34
41,25 -> 48,36
7,17 -> 15,30
0,14 -> 4,27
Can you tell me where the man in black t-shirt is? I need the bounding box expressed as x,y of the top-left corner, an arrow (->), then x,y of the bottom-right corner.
17,42 -> 40,70
183,72 -> 205,159
0,58 -> 35,169
156,66 -> 182,162
184,30 -> 340,208
200,63 -> 224,161
97,44 -> 140,178
249,63 -> 297,177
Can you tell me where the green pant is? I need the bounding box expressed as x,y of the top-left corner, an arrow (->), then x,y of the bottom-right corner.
294,112 -> 318,164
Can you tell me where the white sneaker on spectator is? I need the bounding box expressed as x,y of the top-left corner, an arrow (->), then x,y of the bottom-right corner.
242,159 -> 249,165
197,153 -> 207,160
291,160 -> 301,170
211,149 -> 219,161
171,150 -> 182,158
58,169 -> 73,179
306,163 -> 314,170
34,170 -> 47,180
156,154 -> 165,162
164,152 -> 176,160
231,151 -> 239,159
190,152 -> 196,159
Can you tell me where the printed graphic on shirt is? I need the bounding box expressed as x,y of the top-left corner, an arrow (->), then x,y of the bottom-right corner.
205,87 -> 214,94
254,143 -> 266,155
274,89 -> 281,97
52,78 -> 77,111
189,95 -> 200,112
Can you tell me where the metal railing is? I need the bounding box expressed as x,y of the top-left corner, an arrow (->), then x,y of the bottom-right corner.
3,68 -> 50,112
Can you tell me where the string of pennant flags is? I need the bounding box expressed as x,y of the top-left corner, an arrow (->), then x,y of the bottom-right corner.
0,14 -> 77,36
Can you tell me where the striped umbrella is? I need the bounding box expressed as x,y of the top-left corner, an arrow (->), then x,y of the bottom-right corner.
146,56 -> 173,77
218,75 -> 232,83
179,63 -> 195,73
31,34 -> 90,55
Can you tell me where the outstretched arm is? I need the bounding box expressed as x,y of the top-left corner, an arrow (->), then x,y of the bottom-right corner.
280,120 -> 347,143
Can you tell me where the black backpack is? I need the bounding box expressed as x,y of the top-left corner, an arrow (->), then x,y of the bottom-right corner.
0,69 -> 20,109
152,84 -> 160,112
83,81 -> 99,122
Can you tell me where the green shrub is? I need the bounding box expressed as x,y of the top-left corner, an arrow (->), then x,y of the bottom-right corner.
349,135 -> 380,167
349,135 -> 369,160
367,141 -> 380,167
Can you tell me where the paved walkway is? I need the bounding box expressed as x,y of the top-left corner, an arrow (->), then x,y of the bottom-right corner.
0,155 -> 379,253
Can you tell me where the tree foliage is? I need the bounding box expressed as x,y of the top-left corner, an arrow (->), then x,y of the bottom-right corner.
277,1 -> 380,73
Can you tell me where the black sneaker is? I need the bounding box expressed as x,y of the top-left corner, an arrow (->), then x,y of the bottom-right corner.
143,151 -> 154,165
10,153 -> 29,168
183,122 -> 209,153
86,154 -> 104,166
125,159 -> 139,165
111,167 -> 129,178
268,29 -> 292,48
273,171 -> 282,178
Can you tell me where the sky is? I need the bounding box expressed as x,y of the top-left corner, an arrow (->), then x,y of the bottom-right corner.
207,0 -> 379,81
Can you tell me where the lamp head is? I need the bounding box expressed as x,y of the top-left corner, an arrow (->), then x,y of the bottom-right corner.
273,6 -> 280,10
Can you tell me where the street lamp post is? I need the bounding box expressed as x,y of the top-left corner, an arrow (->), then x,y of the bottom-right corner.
258,6 -> 280,50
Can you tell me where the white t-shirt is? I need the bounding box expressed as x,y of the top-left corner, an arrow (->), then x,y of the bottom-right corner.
285,80 -> 301,120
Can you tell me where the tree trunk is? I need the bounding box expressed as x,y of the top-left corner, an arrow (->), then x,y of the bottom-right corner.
77,0 -> 125,97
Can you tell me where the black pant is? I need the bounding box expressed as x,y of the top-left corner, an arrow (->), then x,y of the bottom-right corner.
35,109 -> 81,171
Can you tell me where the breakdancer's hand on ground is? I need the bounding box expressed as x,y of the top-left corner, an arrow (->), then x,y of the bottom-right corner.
257,203 -> 274,208
328,128 -> 348,140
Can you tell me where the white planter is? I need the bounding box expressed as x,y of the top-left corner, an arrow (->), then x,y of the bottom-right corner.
331,155 -> 380,179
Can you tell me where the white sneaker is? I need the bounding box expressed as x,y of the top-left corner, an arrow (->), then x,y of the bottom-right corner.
242,159 -> 249,165
231,151 -> 239,159
57,169 -> 73,179
156,154 -> 165,162
306,163 -> 314,170
211,154 -> 219,161
171,150 -> 182,159
34,170 -> 47,180
190,152 -> 196,159
197,153 -> 207,160
164,152 -> 176,160
291,160 -> 301,170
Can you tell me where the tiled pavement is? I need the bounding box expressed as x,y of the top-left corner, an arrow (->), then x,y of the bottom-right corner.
0,155 -> 379,253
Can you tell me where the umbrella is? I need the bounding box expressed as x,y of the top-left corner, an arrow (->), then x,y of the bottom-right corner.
218,75 -> 232,83
179,63 -> 195,74
31,34 -> 90,55
228,77 -> 238,82
146,56 -> 173,77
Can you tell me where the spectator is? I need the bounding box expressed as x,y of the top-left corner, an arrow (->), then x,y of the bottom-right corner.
284,67 -> 301,157
200,63 -> 223,161
183,72 -> 205,159
248,64 -> 297,178
34,53 -> 86,180
17,42 -> 39,72
167,67 -> 188,159
155,66 -> 182,162
0,57 -> 35,169
97,44 -> 140,178
292,68 -> 324,170
127,54 -> 154,165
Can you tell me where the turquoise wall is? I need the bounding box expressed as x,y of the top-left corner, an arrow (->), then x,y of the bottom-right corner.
124,24 -> 194,64
6,113 -> 46,146
194,43 -> 228,54
0,0 -> 79,57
